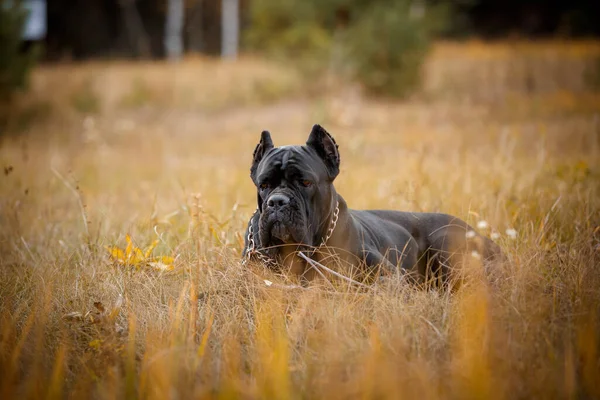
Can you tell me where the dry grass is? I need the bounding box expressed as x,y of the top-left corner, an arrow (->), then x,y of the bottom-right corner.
425,39 -> 600,101
1,41 -> 599,399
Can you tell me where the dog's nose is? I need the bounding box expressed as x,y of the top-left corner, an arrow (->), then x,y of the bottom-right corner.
267,194 -> 290,209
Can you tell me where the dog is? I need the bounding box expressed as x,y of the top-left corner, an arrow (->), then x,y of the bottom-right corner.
242,124 -> 500,285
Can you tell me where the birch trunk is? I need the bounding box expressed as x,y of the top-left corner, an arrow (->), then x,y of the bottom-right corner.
165,0 -> 184,60
221,0 -> 238,59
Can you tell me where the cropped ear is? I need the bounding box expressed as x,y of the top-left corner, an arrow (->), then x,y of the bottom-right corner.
306,124 -> 340,179
250,130 -> 274,185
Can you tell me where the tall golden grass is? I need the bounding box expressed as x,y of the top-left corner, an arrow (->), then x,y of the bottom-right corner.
1,41 -> 599,399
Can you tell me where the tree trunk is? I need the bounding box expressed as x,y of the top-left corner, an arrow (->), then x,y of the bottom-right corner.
221,0 -> 238,59
165,0 -> 184,60
118,0 -> 150,58
186,0 -> 204,53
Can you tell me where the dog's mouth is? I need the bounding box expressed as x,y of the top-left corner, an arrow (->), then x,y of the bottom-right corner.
270,221 -> 292,243
259,209 -> 306,249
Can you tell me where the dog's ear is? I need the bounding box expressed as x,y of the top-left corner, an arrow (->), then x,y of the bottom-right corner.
306,124 -> 340,179
250,130 -> 274,185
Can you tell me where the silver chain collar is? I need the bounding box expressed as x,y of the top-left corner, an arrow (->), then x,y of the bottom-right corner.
242,200 -> 340,267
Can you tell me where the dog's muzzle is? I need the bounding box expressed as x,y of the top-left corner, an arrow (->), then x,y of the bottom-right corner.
265,193 -> 292,242
267,193 -> 290,209
259,192 -> 306,245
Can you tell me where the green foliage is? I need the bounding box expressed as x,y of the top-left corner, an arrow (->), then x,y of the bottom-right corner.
245,0 -> 452,97
0,1 -> 39,102
344,3 -> 427,96
244,0 -> 333,76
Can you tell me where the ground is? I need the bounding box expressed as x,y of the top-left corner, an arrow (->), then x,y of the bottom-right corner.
0,41 -> 599,399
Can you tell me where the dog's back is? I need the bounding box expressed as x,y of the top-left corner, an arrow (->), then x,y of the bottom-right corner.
349,209 -> 501,285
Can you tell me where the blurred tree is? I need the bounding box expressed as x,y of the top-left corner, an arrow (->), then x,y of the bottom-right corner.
222,0 -> 239,59
119,0 -> 151,58
165,0 -> 184,60
36,0 -> 600,61
344,2 -> 430,96
0,0 -> 39,102
244,0 -> 333,73
186,0 -> 204,53
244,0 -> 451,97
453,0 -> 600,38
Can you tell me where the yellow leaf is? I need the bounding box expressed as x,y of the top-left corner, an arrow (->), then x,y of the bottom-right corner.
106,246 -> 125,263
125,234 -> 133,259
144,240 -> 159,258
131,247 -> 145,264
106,235 -> 175,271
159,255 -> 174,265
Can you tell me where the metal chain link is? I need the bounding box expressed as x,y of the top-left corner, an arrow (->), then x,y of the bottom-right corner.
241,210 -> 276,267
242,201 -> 340,266
320,201 -> 340,246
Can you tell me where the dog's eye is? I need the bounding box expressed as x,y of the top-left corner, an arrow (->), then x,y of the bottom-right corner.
259,182 -> 270,190
300,179 -> 313,187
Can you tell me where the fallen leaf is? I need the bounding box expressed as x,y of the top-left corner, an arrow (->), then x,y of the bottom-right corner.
93,302 -> 105,313
106,234 -> 175,272
149,261 -> 174,272
144,240 -> 159,258
106,246 -> 125,263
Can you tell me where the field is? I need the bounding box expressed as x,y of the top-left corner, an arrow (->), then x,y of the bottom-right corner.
1,41 -> 600,399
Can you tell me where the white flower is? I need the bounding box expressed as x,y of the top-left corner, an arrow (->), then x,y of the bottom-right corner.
471,250 -> 481,260
490,231 -> 501,240
505,228 -> 518,239
264,279 -> 273,287
466,230 -> 476,239
477,220 -> 489,229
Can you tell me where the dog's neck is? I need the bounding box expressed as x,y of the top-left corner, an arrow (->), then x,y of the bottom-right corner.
277,193 -> 350,280
278,245 -> 306,277
318,194 -> 351,255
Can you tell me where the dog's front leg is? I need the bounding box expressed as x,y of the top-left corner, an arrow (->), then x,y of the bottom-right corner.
362,249 -> 397,277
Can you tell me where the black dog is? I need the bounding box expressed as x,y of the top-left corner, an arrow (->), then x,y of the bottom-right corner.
242,125 -> 500,285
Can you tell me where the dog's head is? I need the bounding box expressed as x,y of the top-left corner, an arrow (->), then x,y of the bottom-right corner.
250,124 -> 340,252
